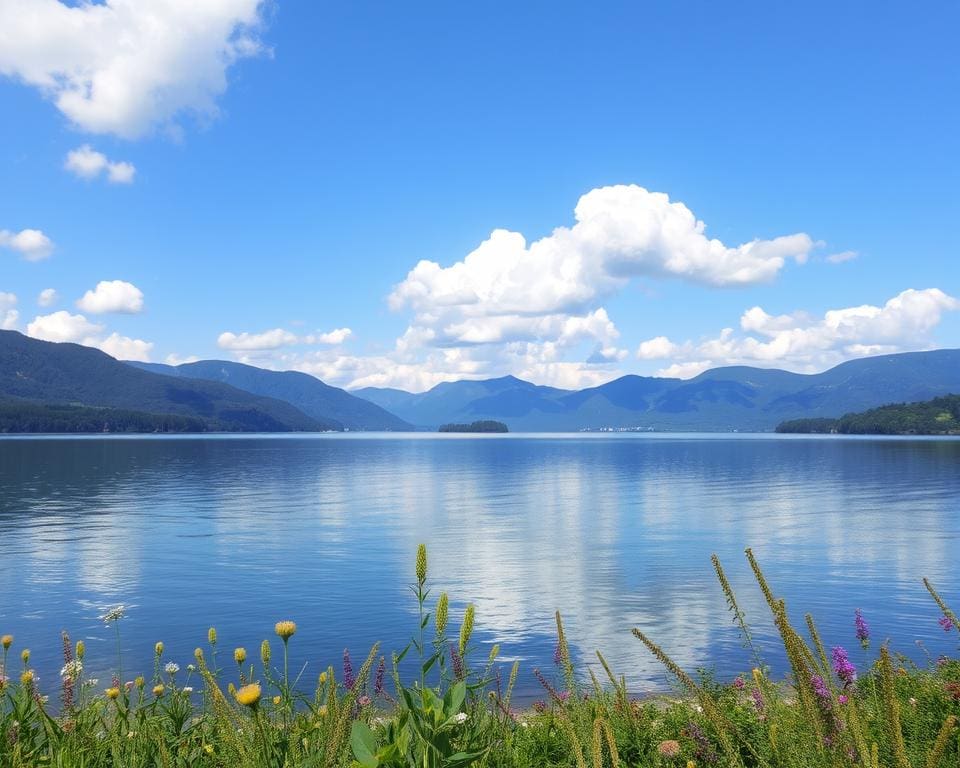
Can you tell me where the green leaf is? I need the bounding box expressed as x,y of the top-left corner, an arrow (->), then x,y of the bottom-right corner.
350,722 -> 379,768
422,651 -> 440,675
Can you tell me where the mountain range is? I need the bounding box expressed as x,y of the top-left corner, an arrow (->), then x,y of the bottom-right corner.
355,349 -> 960,431
2,329 -> 959,432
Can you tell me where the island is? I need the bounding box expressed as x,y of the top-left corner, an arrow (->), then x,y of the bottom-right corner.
438,420 -> 509,433
775,394 -> 960,435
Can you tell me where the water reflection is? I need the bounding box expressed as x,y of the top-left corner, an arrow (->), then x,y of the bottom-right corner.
0,434 -> 957,697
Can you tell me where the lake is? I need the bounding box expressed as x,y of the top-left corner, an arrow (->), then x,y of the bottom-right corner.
0,433 -> 957,700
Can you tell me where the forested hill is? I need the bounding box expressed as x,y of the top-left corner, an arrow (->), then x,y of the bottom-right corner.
776,394 -> 960,435
0,331 -> 335,432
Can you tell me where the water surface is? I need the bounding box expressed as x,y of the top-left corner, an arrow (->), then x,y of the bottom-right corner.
0,434 -> 957,698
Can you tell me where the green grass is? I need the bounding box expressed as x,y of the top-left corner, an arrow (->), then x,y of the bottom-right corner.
1,547 -> 958,767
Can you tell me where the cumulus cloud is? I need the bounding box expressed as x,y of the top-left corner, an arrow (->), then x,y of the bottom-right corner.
65,145 -> 135,183
826,250 -> 858,264
648,288 -> 959,378
0,228 -> 54,261
218,328 -> 299,351
37,288 -> 58,307
307,327 -> 353,345
1,292 -> 18,330
76,280 -> 144,314
636,336 -> 680,359
0,0 -> 268,138
25,310 -> 152,360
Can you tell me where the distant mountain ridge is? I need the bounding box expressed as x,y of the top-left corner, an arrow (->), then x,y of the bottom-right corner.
129,360 -> 411,431
0,330 -> 334,432
354,349 -> 960,431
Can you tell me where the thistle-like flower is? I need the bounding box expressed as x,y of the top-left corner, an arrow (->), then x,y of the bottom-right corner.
275,621 -> 297,641
435,592 -> 449,635
234,647 -> 247,665
155,642 -> 164,657
21,669 -> 35,686
234,682 -> 261,708
854,609 -> 870,648
416,544 -> 428,585
2,634 -> 13,650
100,605 -> 125,624
21,649 -> 29,664
105,687 -> 120,700
208,627 -> 217,645
135,676 -> 144,689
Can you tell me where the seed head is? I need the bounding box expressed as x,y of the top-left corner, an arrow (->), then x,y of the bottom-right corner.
234,647 -> 247,665
260,639 -> 271,666
318,671 -> 328,686
75,641 -> 85,660
459,603 -> 475,656
21,649 -> 29,664
275,621 -> 297,641
194,647 -> 204,663
208,627 -> 217,645
155,642 -> 164,657
435,592 -> 449,635
416,544 -> 428,585
234,682 -> 261,708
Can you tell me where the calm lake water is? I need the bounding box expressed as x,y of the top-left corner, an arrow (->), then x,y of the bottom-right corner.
1,433 -> 958,699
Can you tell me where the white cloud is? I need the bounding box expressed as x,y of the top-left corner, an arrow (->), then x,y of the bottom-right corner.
165,353 -> 199,366
77,280 -> 144,314
0,0 -> 268,138
307,327 -> 353,345
27,310 -> 104,343
37,288 -> 58,307
218,328 -> 299,351
0,228 -> 54,261
64,145 -> 135,184
648,288 -> 959,378
636,335 -> 680,359
826,250 -> 858,264
25,310 -> 152,361
1,291 -> 18,330
99,332 -> 153,361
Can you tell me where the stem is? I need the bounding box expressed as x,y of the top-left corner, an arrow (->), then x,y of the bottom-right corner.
115,622 -> 122,684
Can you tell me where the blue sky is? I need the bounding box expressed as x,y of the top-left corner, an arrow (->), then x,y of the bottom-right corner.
1,1 -> 957,391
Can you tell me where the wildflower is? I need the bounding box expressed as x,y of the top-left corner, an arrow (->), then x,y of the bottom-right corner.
459,603 -> 475,656
100,605 -> 125,624
751,686 -> 764,714
358,695 -> 371,706
272,695 -> 281,705
275,621 -> 297,641
20,670 -> 34,686
733,676 -> 745,690
208,627 -> 217,644
260,639 -> 271,666
939,617 -> 953,632
374,656 -> 386,697
21,649 -> 30,664
435,592 -> 449,635
450,647 -> 465,680
1,634 -> 12,650
557,690 -> 571,702
343,648 -> 355,690
838,694 -> 848,704
155,642 -> 164,657
182,687 -> 193,693
553,641 -> 562,666
811,674 -> 831,700
187,664 -> 195,672
234,647 -> 247,664
105,687 -> 120,700
194,648 -> 204,662
318,671 -> 328,686
60,660 -> 83,681
454,711 -> 468,723
153,684 -> 164,697
416,543 -> 427,585
135,676 -> 144,689
832,646 -> 857,687
908,697 -> 917,707
227,683 -> 236,696
164,663 -> 180,675
317,704 -> 328,716
234,682 -> 261,708
532,700 -> 547,713
204,745 -> 214,755
657,740 -> 680,757
75,640 -> 85,660
854,609 -> 870,648
685,721 -> 718,764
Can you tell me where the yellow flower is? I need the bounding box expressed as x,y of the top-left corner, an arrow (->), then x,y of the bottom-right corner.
318,671 -> 328,686
105,687 -> 121,700
272,695 -> 281,705
435,592 -> 449,635
2,634 -> 13,649
275,621 -> 297,641
261,639 -> 271,665
208,627 -> 217,645
20,669 -> 34,686
153,684 -> 165,698
204,745 -> 214,755
317,704 -> 328,717
194,647 -> 205,663
155,641 -> 164,657
75,640 -> 85,660
416,543 -> 428,585
228,682 -> 237,696
21,649 -> 30,664
234,647 -> 247,664
135,676 -> 145,689
234,682 -> 261,708
458,604 -> 475,656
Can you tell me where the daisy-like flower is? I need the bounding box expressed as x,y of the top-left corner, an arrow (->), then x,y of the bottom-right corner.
234,683 -> 261,708
60,660 -> 84,681
454,712 -> 468,723
100,606 -> 125,624
164,662 -> 180,675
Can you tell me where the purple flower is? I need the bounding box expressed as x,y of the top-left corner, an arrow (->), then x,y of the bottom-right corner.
358,695 -> 371,707
532,699 -> 547,713
832,646 -> 857,687
811,674 -> 831,700
557,690 -> 571,703
751,686 -> 764,714
684,722 -> 719,764
450,647 -> 465,681
939,617 -> 953,632
838,694 -> 848,705
553,642 -> 562,666
374,656 -> 385,696
343,648 -> 355,691
855,609 -> 870,648
733,676 -> 745,690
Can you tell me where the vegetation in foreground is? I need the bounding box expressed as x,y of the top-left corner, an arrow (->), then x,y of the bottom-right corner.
776,394 -> 960,435
2,547 -> 959,767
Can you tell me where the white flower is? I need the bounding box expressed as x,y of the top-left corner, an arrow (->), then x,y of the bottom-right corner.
454,712 -> 468,724
100,605 -> 125,624
85,678 -> 99,687
60,660 -> 84,680
182,686 -> 194,693
187,664 -> 196,672
164,663 -> 180,675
